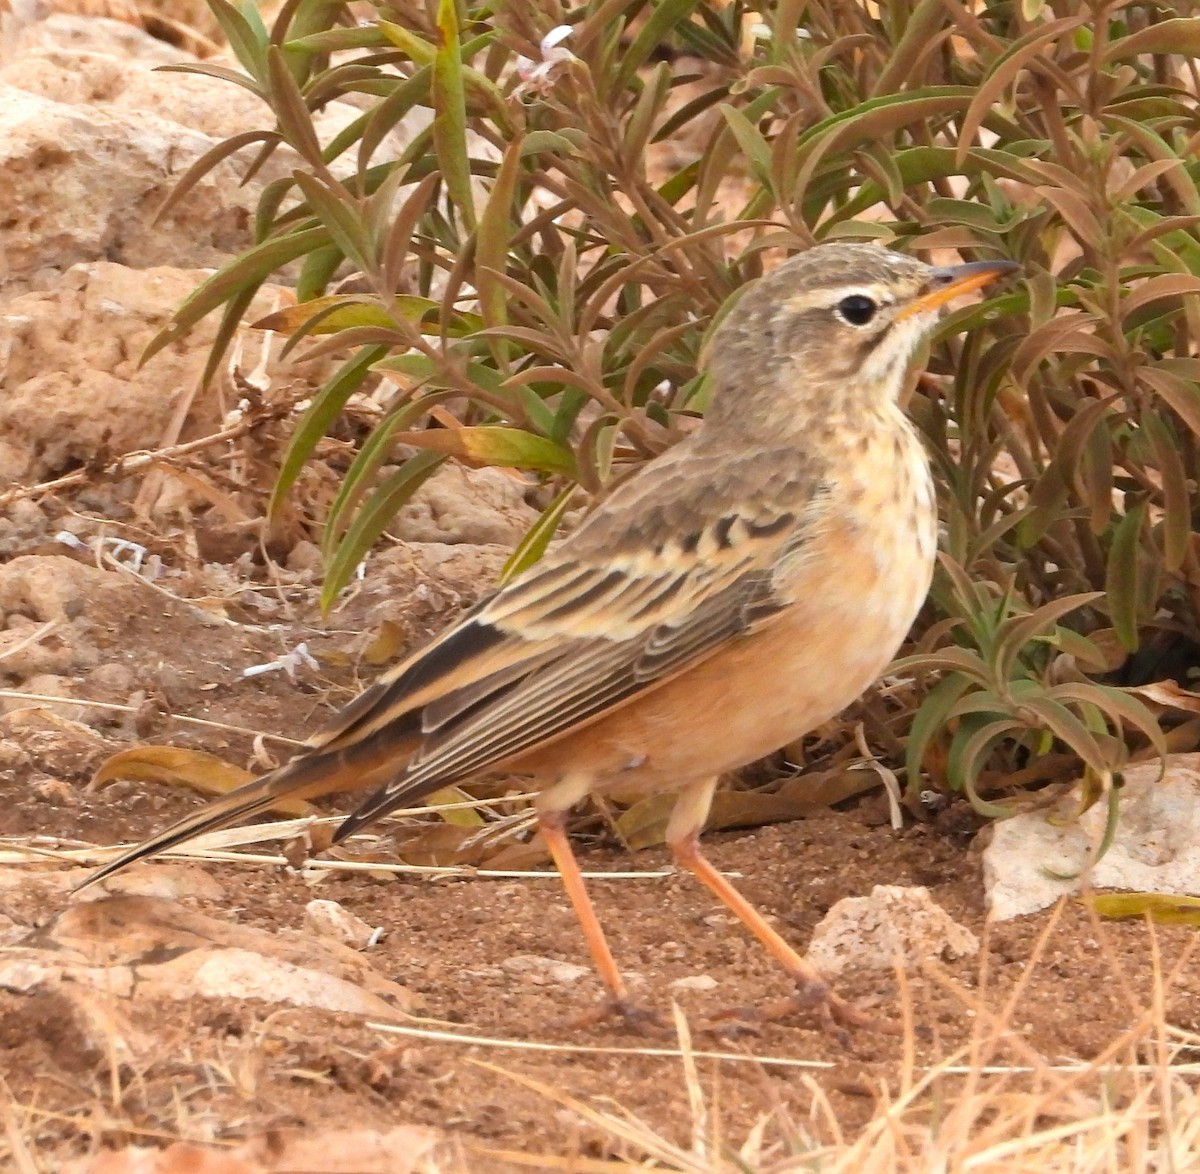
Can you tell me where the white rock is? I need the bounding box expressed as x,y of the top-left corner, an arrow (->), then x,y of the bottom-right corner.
2,34 -> 422,173
668,974 -> 718,992
145,946 -> 401,1018
0,952 -> 137,998
3,44 -> 268,141
501,954 -> 590,984
0,18 -> 426,288
805,884 -> 978,977
81,863 -> 227,902
0,957 -> 53,993
3,14 -> 189,69
983,756 -> 1200,921
304,898 -> 378,951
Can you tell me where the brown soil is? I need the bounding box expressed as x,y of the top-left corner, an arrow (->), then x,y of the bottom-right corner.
2,528 -> 1199,1169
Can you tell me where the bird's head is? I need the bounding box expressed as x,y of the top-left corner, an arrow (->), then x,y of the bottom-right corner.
703,243 -> 1018,431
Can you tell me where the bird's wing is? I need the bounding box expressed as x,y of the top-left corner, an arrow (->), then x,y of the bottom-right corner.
79,446 -> 829,888
332,445 -> 831,835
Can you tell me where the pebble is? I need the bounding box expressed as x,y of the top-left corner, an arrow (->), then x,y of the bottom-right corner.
668,974 -> 718,992
303,899 -> 378,951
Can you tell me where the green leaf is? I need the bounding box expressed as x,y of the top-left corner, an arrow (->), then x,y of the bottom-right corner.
378,20 -> 436,65
794,88 -> 974,210
718,105 -> 774,190
501,485 -> 577,584
1048,684 -> 1167,762
207,0 -> 268,82
432,0 -> 475,230
1142,410 -> 1190,572
992,593 -> 1103,680
253,294 -> 442,338
284,26 -> 388,53
1105,502 -> 1146,653
266,46 -> 323,164
141,227 -> 330,366
1015,697 -> 1113,775
270,345 -> 389,519
476,137 -> 523,341
904,672 -> 973,796
946,716 -> 1017,818
321,453 -> 446,611
1139,360 -> 1200,438
292,172 -> 374,276
613,0 -> 701,93
295,243 -> 344,302
1104,18 -> 1200,62
323,393 -> 455,560
390,427 -> 577,477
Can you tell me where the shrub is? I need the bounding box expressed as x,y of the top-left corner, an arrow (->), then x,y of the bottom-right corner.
157,0 -> 1200,815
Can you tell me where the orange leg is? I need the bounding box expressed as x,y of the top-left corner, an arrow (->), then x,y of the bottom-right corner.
666,778 -> 874,1034
538,808 -> 630,1006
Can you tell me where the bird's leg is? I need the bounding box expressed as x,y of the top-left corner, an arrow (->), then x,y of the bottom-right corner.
536,781 -> 661,1032
666,778 -> 875,1037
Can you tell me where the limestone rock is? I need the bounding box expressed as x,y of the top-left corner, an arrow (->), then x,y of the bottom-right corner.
0,555 -> 134,676
304,898 -> 379,951
392,463 -> 540,546
501,953 -> 591,985
805,884 -> 978,977
0,83 -> 257,280
0,263 -> 322,484
983,756 -> 1200,921
2,893 -> 416,1019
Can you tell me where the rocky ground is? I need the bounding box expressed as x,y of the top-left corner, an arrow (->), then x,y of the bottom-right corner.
1,8 -> 1199,1173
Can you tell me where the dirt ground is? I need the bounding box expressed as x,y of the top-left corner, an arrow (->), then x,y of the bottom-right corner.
2,508 -> 1199,1170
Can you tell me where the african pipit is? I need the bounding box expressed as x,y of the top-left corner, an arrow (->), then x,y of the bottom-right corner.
81,243 -> 1018,1030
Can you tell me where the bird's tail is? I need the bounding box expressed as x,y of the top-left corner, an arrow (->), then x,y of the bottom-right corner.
73,744 -> 404,892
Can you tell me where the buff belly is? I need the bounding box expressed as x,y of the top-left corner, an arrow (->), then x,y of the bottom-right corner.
508,475 -> 936,794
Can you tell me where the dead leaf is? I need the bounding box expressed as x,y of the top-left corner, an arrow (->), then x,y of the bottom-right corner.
776,767 -> 883,807
617,788 -> 828,851
388,820 -> 538,867
1130,679 -> 1200,716
88,746 -> 313,817
1088,891 -> 1200,925
362,617 -> 408,665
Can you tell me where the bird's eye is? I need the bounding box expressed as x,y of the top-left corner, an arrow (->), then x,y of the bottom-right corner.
836,294 -> 878,326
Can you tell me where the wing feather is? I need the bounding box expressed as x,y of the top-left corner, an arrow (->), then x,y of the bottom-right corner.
81,443 -> 832,887
334,558 -> 799,839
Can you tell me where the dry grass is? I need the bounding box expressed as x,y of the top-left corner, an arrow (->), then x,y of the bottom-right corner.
5,897 -> 1196,1172
456,918 -> 1200,1172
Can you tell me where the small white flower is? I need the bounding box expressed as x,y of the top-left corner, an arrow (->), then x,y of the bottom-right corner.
514,25 -> 577,98
750,21 -> 811,41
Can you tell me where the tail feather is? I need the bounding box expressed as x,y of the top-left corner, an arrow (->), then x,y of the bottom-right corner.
75,735 -> 414,891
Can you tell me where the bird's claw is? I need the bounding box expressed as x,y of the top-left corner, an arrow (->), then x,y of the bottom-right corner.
702,978 -> 892,1044
563,996 -> 667,1036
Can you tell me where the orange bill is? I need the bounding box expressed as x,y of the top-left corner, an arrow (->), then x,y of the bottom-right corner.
896,258 -> 1020,320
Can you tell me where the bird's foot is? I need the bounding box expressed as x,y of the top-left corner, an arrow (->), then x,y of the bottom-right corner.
563,996 -> 667,1036
703,978 -> 893,1044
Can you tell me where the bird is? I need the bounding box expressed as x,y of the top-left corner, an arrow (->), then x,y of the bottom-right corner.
78,242 -> 1018,1031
